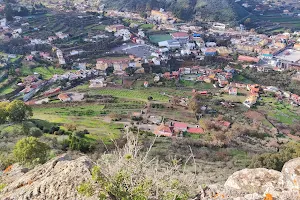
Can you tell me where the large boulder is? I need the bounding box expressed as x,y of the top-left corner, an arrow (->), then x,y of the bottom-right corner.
282,157 -> 300,190
0,154 -> 97,200
224,168 -> 284,194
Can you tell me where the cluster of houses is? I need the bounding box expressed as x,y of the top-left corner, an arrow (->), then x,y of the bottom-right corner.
154,121 -> 204,137
19,75 -> 46,101
148,24 -> 300,73
95,55 -> 144,75
238,0 -> 300,17
158,62 -> 300,108
153,119 -> 233,137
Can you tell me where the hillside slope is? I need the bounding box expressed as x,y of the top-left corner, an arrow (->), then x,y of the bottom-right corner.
100,0 -> 239,22
21,0 -> 246,22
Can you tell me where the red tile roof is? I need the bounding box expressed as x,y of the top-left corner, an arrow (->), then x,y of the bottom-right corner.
154,124 -> 174,137
58,93 -> 70,101
238,55 -> 259,63
188,127 -> 204,134
173,122 -> 188,129
171,32 -> 189,38
219,121 -> 231,128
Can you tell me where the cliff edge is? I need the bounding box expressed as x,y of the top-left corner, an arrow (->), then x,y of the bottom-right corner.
2,155 -> 300,200
0,154 -> 97,200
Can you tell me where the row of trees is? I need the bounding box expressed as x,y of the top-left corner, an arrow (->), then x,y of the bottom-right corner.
3,3 -> 46,21
0,100 -> 33,124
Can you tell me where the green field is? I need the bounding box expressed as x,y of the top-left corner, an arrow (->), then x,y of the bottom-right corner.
73,86 -> 171,102
252,14 -> 300,29
33,107 -> 123,143
140,24 -> 154,30
233,75 -> 254,84
260,97 -> 300,125
21,66 -> 65,79
149,34 -> 172,43
0,81 -> 17,96
33,104 -> 105,117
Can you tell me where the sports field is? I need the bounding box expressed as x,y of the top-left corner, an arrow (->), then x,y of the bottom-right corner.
149,34 -> 172,43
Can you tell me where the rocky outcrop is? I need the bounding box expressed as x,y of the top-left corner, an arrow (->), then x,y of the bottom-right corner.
3,155 -> 300,200
196,157 -> 300,200
0,154 -> 97,200
225,168 -> 284,194
282,157 -> 300,190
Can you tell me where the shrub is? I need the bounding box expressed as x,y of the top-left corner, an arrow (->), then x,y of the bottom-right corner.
0,183 -> 7,192
0,102 -> 8,124
0,153 -> 15,170
6,100 -> 33,122
250,142 -> 300,171
78,132 -> 199,199
49,126 -> 60,134
77,182 -> 94,197
29,127 -> 43,137
59,139 -> 70,151
43,128 -> 49,133
74,131 -> 85,138
57,129 -> 66,135
68,132 -> 94,153
13,137 -> 50,166
131,116 -> 143,121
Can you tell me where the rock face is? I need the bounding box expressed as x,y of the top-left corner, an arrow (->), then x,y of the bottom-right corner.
282,157 -> 300,190
0,154 -> 97,200
225,168 -> 284,194
196,158 -> 300,200
3,155 -> 300,200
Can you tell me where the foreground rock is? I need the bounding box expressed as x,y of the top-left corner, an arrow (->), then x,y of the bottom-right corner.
196,158 -> 300,200
3,155 -> 300,199
0,154 -> 97,200
225,168 -> 284,195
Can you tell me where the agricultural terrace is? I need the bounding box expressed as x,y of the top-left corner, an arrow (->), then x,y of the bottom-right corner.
31,101 -> 140,144
20,66 -> 65,79
72,85 -> 177,102
258,97 -> 300,125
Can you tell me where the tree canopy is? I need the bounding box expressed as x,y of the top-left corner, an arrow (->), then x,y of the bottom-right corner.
13,137 -> 50,166
0,102 -> 8,124
5,100 -> 33,122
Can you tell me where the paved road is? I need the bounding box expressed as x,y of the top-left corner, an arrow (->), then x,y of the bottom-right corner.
111,43 -> 158,58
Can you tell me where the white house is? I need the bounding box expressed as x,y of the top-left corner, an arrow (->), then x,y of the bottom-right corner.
0,18 -> 7,27
206,42 -> 217,47
89,78 -> 107,88
114,29 -> 131,41
138,29 -> 145,38
152,57 -> 161,65
212,23 -> 226,30
186,42 -> 196,50
70,50 -> 84,56
158,40 -> 181,49
12,28 -> 22,38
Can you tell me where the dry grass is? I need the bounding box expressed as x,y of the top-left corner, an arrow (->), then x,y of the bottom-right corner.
79,130 -> 201,199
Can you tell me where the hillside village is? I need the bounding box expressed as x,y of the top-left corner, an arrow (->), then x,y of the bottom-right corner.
1,0 -> 300,199
0,2 -> 300,140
